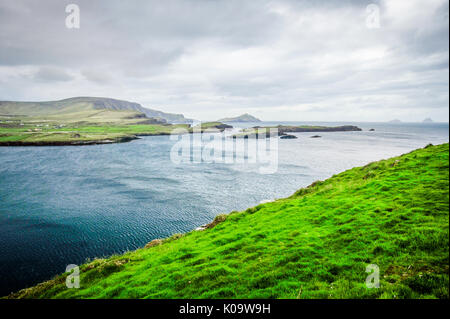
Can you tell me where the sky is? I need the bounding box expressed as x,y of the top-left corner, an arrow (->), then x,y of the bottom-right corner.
0,0 -> 448,122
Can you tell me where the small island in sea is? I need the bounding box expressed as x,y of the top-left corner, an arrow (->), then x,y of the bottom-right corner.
218,113 -> 261,122
232,125 -> 362,138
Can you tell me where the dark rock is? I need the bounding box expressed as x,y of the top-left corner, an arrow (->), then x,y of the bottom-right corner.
214,123 -> 233,130
145,239 -> 163,248
369,128 -> 375,131
280,134 -> 298,139
205,214 -> 227,229
279,125 -> 362,133
310,135 -> 321,138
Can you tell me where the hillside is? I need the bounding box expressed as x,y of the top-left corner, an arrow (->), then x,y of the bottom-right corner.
218,113 -> 261,122
0,97 -> 197,146
7,143 -> 449,299
0,97 -> 192,124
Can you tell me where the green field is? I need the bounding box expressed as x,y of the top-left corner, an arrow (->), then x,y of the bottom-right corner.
0,120 -> 235,145
0,122 -> 192,145
0,97 -> 197,145
6,143 -> 449,299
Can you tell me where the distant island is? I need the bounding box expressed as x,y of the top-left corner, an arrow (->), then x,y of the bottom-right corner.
232,125 -> 362,138
388,119 -> 402,123
423,118 -> 434,123
218,113 -> 261,122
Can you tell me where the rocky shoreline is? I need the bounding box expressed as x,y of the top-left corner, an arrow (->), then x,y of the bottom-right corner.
0,124 -> 363,146
233,125 -> 362,139
0,135 -> 139,147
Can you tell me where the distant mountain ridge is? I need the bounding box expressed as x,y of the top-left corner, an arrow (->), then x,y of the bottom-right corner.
218,113 -> 261,122
0,97 -> 193,123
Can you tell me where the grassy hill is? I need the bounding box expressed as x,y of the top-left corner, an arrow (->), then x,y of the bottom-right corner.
0,97 -> 192,123
0,97 -> 198,145
7,143 -> 449,299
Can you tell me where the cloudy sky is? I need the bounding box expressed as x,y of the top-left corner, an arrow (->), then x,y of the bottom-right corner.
0,0 -> 448,121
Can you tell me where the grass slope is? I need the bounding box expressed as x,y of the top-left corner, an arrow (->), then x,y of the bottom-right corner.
8,144 -> 449,299
0,123 -> 191,145
0,97 -> 192,123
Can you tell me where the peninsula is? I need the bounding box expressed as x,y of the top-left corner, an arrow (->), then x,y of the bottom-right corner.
232,125 -> 362,138
0,97 -> 224,146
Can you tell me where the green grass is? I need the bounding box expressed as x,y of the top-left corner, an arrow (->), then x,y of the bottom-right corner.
0,98 -> 192,145
7,143 -> 449,299
51,124 -> 190,134
195,121 -> 224,127
191,122 -> 233,132
0,97 -> 191,123
0,122 -> 232,144
0,123 -> 191,144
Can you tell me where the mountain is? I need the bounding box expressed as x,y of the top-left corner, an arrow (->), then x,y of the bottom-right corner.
8,143 -> 449,299
218,113 -> 261,122
423,118 -> 434,123
0,97 -> 193,124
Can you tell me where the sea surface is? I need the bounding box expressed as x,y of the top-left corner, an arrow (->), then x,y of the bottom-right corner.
0,121 -> 448,295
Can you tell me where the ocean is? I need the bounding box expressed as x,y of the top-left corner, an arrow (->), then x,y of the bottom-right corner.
0,121 -> 448,295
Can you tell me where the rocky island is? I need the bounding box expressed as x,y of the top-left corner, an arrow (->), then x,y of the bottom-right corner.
232,125 -> 362,139
218,113 -> 261,123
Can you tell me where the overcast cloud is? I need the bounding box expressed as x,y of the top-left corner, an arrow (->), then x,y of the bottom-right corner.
0,0 -> 448,121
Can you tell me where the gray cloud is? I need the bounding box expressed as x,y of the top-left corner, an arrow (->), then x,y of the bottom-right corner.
0,0 -> 448,121
81,69 -> 112,84
33,66 -> 74,82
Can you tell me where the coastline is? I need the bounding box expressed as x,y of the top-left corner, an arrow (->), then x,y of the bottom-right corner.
0,135 -> 140,147
0,124 -> 364,147
0,122 -> 233,147
5,143 -> 449,299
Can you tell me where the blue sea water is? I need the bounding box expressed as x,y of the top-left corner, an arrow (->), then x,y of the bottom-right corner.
0,121 -> 448,295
